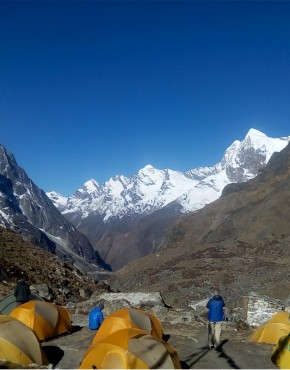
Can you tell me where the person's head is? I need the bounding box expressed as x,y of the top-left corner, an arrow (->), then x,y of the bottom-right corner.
98,301 -> 104,310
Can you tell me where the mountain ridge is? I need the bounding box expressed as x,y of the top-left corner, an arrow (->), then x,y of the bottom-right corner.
47,128 -> 290,270
108,140 -> 290,309
0,144 -> 107,275
48,128 -> 290,221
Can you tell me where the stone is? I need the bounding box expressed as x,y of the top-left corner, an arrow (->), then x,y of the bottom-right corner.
245,291 -> 284,327
74,291 -> 166,315
79,288 -> 92,299
30,283 -> 53,301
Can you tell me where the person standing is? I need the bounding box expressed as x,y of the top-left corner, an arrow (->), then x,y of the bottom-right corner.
206,292 -> 225,350
14,279 -> 31,305
89,301 -> 105,330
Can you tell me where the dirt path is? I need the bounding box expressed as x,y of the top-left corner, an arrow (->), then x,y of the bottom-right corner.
167,325 -> 274,369
42,315 -> 275,369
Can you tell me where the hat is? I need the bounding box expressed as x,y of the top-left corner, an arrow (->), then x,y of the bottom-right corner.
98,302 -> 104,310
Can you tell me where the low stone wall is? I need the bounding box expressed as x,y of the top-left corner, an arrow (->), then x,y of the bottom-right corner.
245,291 -> 285,327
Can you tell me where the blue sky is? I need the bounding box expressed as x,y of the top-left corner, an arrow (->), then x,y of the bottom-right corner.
1,1 -> 290,196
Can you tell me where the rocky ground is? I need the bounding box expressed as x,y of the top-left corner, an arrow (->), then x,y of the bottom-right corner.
0,227 -> 279,369
0,227 -> 104,306
0,277 -> 277,369
42,312 -> 275,369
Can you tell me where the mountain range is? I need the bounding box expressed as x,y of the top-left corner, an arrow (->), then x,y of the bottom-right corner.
108,139 -> 290,310
1,127 -> 290,310
0,128 -> 289,280
47,128 -> 290,270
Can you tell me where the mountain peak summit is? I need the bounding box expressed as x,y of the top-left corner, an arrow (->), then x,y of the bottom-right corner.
48,129 -> 290,223
246,128 -> 267,138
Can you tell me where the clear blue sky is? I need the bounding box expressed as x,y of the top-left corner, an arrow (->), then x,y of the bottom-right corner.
1,1 -> 290,196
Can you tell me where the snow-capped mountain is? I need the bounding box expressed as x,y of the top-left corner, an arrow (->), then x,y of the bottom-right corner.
48,129 -> 290,222
46,128 -> 290,271
0,144 -> 106,274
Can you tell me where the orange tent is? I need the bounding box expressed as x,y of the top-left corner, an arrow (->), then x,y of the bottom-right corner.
9,300 -> 71,341
110,307 -> 163,339
92,307 -> 163,345
80,327 -> 181,369
250,311 -> 290,345
0,315 -> 48,367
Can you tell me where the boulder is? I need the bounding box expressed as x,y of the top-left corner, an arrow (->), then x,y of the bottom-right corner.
79,288 -> 92,299
244,291 -> 284,326
74,291 -> 167,315
30,283 -> 53,301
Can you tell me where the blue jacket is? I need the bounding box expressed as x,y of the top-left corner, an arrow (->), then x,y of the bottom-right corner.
89,307 -> 104,330
206,295 -> 225,322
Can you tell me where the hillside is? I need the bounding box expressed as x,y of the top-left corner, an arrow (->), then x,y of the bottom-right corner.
108,142 -> 290,310
0,226 -> 103,305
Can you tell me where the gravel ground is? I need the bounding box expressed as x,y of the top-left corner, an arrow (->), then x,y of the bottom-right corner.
41,314 -> 276,369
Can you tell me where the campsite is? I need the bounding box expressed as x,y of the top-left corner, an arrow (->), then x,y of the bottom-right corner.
40,310 -> 276,369
0,291 -> 287,369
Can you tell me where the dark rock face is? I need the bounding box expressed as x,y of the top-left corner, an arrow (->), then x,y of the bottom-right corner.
108,142 -> 290,309
0,145 -> 104,271
225,147 -> 267,182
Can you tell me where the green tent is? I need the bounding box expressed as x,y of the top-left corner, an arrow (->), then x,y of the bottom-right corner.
0,292 -> 43,315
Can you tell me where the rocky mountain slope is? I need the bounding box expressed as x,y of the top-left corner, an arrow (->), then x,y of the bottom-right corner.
0,226 -> 107,305
0,144 -> 107,275
108,141 -> 290,310
48,129 -> 290,271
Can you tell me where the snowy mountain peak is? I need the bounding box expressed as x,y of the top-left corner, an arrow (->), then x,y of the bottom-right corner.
137,164 -> 157,177
48,129 -> 290,222
221,129 -> 290,172
246,128 -> 267,139
244,128 -> 290,159
46,191 -> 68,207
82,179 -> 100,193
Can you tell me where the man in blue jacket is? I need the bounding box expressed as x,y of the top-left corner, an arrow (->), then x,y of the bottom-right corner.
206,293 -> 225,350
89,301 -> 105,330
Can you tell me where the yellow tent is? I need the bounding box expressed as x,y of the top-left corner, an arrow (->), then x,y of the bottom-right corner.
109,307 -> 163,339
9,300 -> 71,341
0,315 -> 48,367
271,333 -> 290,369
250,311 -> 290,344
80,327 -> 181,369
0,292 -> 43,315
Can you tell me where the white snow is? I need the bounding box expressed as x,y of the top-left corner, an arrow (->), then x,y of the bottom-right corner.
47,128 -> 290,222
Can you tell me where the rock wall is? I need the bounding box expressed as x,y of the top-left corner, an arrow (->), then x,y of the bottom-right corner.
245,291 -> 285,326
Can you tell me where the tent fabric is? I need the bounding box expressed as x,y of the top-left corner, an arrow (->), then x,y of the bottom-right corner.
80,328 -> 181,369
9,300 -> 71,341
92,316 -> 144,345
109,307 -> 163,339
0,292 -> 43,315
0,315 -> 48,367
129,334 -> 181,369
80,342 -> 149,369
93,327 -> 149,347
271,333 -> 290,369
250,311 -> 290,344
